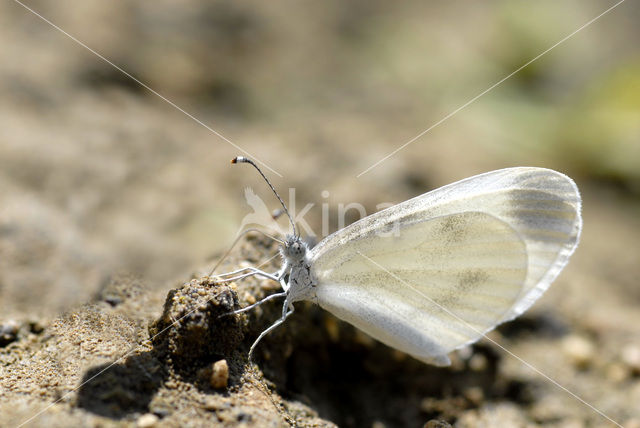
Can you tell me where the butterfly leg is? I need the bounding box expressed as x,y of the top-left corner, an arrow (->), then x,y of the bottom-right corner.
213,267 -> 281,283
208,227 -> 284,276
219,291 -> 287,318
215,261 -> 291,320
213,256 -> 290,290
247,305 -> 295,361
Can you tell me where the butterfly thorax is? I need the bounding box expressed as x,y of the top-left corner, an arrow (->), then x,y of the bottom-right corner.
281,235 -> 317,303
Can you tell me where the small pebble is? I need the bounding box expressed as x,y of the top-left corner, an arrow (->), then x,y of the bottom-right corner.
151,408 -> 169,418
562,335 -> 595,368
243,292 -> 256,305
621,344 -> 640,373
28,320 -> 44,334
606,362 -> 630,382
137,413 -> 159,428
468,353 -> 488,371
104,295 -> 122,307
0,320 -> 19,347
211,359 -> 229,389
463,386 -> 484,405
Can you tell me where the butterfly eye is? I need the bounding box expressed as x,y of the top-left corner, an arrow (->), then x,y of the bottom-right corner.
291,242 -> 303,256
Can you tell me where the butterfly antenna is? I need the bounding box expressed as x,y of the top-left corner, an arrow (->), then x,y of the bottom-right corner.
231,156 -> 297,237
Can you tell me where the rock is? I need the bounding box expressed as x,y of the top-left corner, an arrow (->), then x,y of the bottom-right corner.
243,292 -> 257,305
211,359 -> 229,389
561,335 -> 595,368
621,344 -> 640,373
137,413 -> 159,428
463,387 -> 484,406
0,320 -> 19,347
148,279 -> 241,369
468,353 -> 488,371
606,362 -> 630,382
28,320 -> 45,334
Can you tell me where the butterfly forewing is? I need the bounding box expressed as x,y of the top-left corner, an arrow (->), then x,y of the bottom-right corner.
308,168 -> 581,365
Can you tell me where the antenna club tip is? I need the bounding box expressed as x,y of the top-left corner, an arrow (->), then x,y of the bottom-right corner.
231,156 -> 248,164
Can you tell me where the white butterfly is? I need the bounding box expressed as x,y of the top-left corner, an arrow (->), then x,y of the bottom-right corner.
218,157 -> 582,366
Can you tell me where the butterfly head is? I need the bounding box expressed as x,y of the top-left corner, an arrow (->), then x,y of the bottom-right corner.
281,234 -> 308,265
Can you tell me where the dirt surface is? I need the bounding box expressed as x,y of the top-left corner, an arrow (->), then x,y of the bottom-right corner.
1,1 -> 640,427
2,224 -> 640,427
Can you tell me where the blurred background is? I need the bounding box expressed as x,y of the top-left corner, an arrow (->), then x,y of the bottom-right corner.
1,0 -> 639,424
2,0 -> 638,318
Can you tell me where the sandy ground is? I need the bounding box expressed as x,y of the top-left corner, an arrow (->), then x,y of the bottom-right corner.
1,1 -> 640,427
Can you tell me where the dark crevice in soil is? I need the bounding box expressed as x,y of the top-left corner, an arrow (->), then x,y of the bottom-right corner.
76,350 -> 166,419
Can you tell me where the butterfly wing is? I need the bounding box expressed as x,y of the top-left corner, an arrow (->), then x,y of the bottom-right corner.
308,168 -> 581,365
